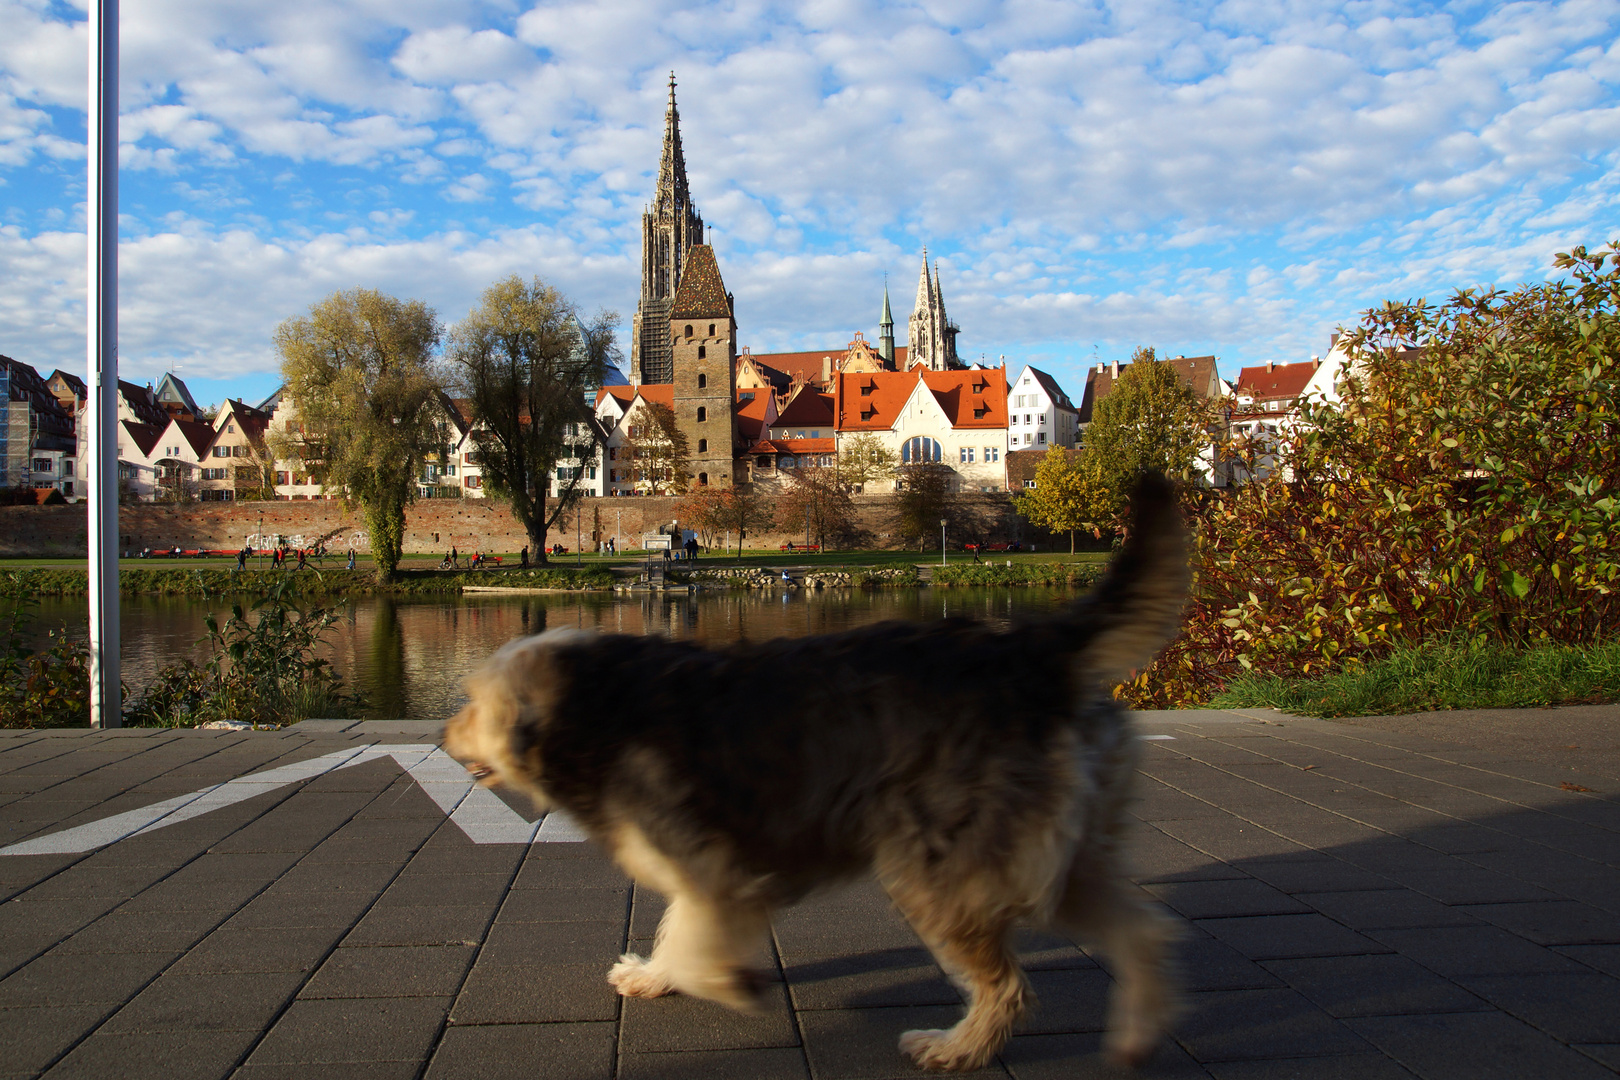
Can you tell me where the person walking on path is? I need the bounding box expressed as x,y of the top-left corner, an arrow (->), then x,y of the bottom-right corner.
451,545 -> 459,569
686,537 -> 698,561
236,548 -> 247,571
272,547 -> 283,569
520,546 -> 529,569
662,545 -> 672,569
346,548 -> 356,571
296,549 -> 307,572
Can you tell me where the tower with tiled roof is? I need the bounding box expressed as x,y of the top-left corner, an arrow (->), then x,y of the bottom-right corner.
907,251 -> 961,371
670,244 -> 739,488
632,73 -> 706,386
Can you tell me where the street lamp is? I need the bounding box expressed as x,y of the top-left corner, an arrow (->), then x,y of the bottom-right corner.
940,518 -> 947,566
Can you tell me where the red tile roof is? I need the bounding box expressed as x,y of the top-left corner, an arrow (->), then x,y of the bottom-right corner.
596,385 -> 637,411
746,345 -> 909,389
773,389 -> 834,428
172,419 -> 218,459
120,420 -> 163,458
748,437 -> 835,456
921,368 -> 1008,429
734,390 -> 774,442
633,384 -> 674,410
1235,360 -> 1320,401
833,371 -> 916,431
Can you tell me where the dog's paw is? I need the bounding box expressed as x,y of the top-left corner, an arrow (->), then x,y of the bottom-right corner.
608,954 -> 671,999
899,1028 -> 993,1072
1102,1026 -> 1158,1071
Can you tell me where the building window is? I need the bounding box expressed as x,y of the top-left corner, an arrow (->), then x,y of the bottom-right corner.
901,437 -> 942,464
697,373 -> 706,389
1038,432 -> 1046,444
685,324 -> 693,338
708,323 -> 715,336
1024,433 -> 1033,445
227,423 -> 235,433
1025,479 -> 1037,488
696,407 -> 707,422
985,447 -> 1000,463
959,447 -> 975,463
698,438 -> 708,453
698,472 -> 709,485
1038,414 -> 1045,425
697,345 -> 706,359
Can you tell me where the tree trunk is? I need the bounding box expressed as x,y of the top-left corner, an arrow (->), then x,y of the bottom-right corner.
1070,529 -> 1075,555
529,520 -> 548,565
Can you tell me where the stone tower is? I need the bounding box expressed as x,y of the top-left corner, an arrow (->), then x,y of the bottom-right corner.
878,279 -> 896,367
670,244 -> 738,488
907,251 -> 961,371
631,74 -> 705,385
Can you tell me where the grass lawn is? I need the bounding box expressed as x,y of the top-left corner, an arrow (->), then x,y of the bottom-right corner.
1211,638 -> 1620,716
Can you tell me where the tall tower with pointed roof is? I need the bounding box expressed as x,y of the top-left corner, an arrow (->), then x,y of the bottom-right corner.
878,280 -> 896,367
669,244 -> 739,488
907,250 -> 960,371
632,73 -> 706,386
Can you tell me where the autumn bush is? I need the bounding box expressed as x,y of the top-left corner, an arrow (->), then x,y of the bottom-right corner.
1128,242 -> 1620,708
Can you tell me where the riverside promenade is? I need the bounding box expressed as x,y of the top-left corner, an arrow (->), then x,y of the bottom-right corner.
1,707 -> 1617,1079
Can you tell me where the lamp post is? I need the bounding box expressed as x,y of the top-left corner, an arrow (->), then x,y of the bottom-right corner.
940,518 -> 947,566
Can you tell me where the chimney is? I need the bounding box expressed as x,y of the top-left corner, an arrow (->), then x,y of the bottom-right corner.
1110,360 -> 1119,378
1329,332 -> 1340,350
1266,360 -> 1275,373
820,356 -> 831,384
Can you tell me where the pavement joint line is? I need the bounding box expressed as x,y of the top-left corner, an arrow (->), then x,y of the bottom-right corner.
20,749 -> 438,1077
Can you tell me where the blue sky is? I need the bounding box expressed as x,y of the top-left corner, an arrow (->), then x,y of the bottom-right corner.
3,0 -> 1618,411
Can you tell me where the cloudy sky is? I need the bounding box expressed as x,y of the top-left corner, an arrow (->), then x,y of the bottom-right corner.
3,0 -> 1618,409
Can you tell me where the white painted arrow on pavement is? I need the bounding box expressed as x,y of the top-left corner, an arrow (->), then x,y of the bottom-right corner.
0,744 -> 586,856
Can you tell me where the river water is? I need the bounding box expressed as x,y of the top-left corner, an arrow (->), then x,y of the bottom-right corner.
31,587 -> 1075,723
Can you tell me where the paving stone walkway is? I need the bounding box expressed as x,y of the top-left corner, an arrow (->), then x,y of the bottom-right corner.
1,707 -> 1617,1079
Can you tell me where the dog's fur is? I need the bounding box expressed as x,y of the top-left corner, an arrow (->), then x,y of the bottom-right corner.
443,473 -> 1189,1072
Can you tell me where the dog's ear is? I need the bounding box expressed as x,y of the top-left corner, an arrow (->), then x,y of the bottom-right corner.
1063,471 -> 1190,685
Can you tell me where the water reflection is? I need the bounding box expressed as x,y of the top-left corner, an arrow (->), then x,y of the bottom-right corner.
32,586 -> 1073,723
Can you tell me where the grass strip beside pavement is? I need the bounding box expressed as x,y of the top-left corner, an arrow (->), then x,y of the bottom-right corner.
933,561 -> 1108,587
3,563 -> 614,597
1209,637 -> 1620,717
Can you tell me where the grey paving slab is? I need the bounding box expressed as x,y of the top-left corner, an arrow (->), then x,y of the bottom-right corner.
0,712 -> 1610,1078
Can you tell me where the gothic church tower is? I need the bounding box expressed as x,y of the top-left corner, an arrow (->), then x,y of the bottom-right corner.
632,74 -> 705,385
907,250 -> 960,370
669,245 -> 738,488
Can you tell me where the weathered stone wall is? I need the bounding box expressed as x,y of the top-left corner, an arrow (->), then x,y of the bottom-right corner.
0,491 -> 1026,557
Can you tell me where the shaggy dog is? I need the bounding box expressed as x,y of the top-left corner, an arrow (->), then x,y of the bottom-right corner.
443,473 -> 1188,1072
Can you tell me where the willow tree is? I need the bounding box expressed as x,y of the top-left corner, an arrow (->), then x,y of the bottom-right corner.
273,288 -> 445,579
448,276 -> 618,562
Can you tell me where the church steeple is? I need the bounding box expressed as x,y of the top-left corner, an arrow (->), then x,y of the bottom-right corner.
632,72 -> 705,385
879,278 -> 895,367
907,248 -> 960,371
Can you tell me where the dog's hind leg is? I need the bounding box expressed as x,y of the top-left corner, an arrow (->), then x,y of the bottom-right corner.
885,881 -> 1028,1072
610,891 -> 771,1012
1051,854 -> 1180,1068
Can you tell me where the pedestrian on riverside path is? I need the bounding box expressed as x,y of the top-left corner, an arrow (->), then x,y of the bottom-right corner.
520,546 -> 529,569
346,548 -> 356,571
296,549 -> 307,572
236,548 -> 247,571
451,545 -> 459,569
686,537 -> 698,561
272,548 -> 283,569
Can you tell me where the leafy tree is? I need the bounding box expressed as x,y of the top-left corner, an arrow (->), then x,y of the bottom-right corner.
448,276 -> 617,562
688,486 -> 775,557
836,433 -> 896,493
1083,347 -> 1210,523
620,400 -> 689,495
777,466 -> 859,550
1130,241 -> 1620,708
889,462 -> 953,550
1014,447 -> 1107,553
273,288 -> 445,580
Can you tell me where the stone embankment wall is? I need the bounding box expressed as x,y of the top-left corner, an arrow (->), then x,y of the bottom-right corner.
0,493 -> 1025,557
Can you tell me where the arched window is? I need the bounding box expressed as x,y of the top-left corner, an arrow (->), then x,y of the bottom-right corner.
698,472 -> 709,486
696,407 -> 707,422
697,345 -> 706,359
708,323 -> 715,336
901,437 -> 942,464
685,325 -> 693,338
697,373 -> 707,389
697,438 -> 708,453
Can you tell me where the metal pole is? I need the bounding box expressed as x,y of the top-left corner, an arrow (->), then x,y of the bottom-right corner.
940,518 -> 947,566
87,0 -> 120,728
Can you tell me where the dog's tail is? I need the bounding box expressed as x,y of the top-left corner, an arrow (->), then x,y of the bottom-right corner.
1057,472 -> 1190,687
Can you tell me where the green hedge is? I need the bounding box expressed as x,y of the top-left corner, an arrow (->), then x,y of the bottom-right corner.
932,562 -> 1107,588
2,564 -> 613,598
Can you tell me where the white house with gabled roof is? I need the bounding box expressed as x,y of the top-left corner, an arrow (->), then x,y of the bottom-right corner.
1006,364 -> 1080,453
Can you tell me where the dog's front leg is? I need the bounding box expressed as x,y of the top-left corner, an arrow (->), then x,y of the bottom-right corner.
609,892 -> 770,1012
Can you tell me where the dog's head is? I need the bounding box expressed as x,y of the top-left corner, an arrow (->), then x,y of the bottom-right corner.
442,629 -> 588,801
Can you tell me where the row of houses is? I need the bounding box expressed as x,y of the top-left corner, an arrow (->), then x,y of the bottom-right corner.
0,341 -> 1345,504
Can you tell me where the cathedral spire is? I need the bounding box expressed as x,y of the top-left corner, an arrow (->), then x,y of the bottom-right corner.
655,71 -> 692,218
